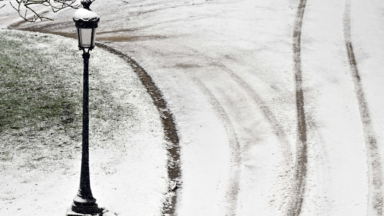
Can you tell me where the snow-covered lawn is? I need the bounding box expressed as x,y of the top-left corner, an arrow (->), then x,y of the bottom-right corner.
0,30 -> 168,216
3,0 -> 384,215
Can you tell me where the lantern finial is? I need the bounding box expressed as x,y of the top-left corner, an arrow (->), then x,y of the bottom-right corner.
81,0 -> 93,10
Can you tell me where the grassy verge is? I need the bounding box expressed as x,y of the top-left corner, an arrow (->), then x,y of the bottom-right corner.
0,29 -> 168,216
0,30 -> 135,170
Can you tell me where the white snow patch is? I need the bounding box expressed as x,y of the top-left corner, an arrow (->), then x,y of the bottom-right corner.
73,8 -> 99,21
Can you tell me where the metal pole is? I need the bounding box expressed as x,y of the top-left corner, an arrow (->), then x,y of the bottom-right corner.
70,50 -> 99,215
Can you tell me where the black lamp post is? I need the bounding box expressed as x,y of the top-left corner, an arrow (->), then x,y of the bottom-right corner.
67,0 -> 100,215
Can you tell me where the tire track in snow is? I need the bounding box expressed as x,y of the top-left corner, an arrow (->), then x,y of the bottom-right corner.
343,2 -> 384,215
189,76 -> 241,216
94,43 -> 182,216
183,47 -> 295,214
185,47 -> 292,164
289,0 -> 308,215
212,62 -> 293,163
10,22 -> 182,216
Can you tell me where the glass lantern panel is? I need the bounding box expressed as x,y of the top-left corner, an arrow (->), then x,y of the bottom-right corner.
79,28 -> 93,48
91,29 -> 97,47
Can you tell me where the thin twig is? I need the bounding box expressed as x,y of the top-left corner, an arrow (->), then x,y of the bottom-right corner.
10,0 -> 82,22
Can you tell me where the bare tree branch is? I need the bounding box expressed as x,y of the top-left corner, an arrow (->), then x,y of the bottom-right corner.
9,0 -> 88,22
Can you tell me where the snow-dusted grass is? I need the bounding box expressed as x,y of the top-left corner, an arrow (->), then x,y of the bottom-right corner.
0,30 -> 168,216
9,0 -> 384,215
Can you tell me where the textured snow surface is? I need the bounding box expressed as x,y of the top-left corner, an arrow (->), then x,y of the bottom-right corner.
4,0 -> 384,215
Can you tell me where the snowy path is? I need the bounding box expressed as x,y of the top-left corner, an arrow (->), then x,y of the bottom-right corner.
344,0 -> 384,215
297,0 -> 384,215
344,1 -> 383,214
3,0 -> 384,215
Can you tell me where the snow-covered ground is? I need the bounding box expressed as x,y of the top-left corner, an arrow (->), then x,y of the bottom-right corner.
0,30 -> 168,216
2,0 -> 384,215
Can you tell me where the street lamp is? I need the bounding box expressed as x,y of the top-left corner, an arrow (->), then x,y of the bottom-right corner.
67,0 -> 100,215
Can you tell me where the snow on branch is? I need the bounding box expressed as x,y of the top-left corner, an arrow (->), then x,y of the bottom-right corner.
9,0 -> 87,22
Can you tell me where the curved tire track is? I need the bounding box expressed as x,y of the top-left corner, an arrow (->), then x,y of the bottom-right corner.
189,76 -> 241,216
210,61 -> 292,162
343,1 -> 384,215
183,46 -> 297,214
185,47 -> 292,163
289,0 -> 308,215
95,43 -> 182,216
9,23 -> 181,216
183,47 -> 294,213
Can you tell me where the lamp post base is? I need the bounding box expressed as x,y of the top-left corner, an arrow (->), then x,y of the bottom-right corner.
66,208 -> 102,216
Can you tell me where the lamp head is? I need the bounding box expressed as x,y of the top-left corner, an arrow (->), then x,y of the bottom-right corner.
73,0 -> 100,50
